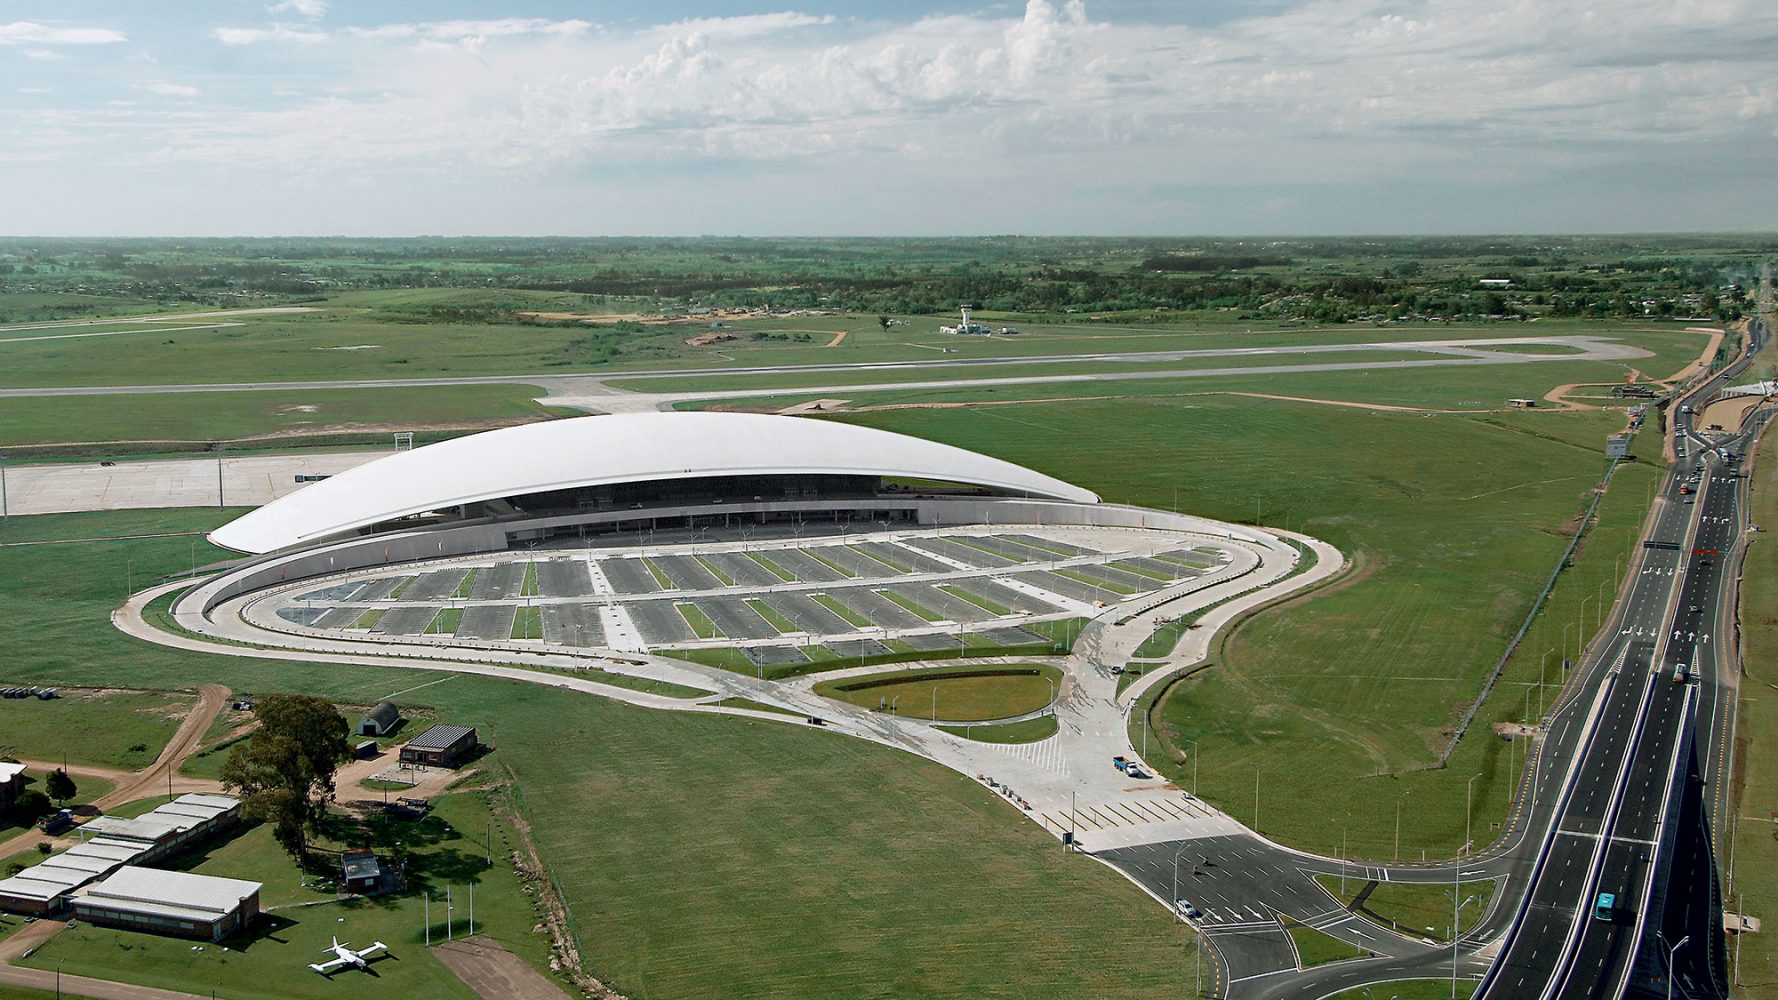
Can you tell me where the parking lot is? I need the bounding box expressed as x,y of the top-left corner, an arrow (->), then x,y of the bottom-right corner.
254,526 -> 1231,663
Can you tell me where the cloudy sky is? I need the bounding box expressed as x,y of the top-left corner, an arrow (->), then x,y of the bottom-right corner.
1,0 -> 1774,236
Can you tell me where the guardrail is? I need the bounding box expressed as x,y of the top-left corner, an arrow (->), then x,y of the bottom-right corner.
1439,456 -> 1622,765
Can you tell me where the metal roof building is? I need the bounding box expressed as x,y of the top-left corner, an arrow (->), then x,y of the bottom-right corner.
0,794 -> 241,918
400,724 -> 479,768
208,412 -> 1098,554
72,867 -> 262,942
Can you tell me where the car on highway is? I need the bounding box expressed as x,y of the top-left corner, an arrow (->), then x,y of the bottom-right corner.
1689,605 -> 1703,614
1175,899 -> 1200,918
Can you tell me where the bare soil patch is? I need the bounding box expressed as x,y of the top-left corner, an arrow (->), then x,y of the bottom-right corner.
433,935 -> 574,1000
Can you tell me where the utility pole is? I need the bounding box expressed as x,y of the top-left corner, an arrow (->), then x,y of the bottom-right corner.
1452,866 -> 1461,998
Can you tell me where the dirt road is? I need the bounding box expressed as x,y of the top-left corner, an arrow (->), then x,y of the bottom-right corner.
0,684 -> 229,858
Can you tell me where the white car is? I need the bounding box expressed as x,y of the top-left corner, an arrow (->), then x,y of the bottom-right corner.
1176,899 -> 1201,918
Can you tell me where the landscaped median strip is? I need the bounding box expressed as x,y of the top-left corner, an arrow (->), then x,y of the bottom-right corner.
812,593 -> 874,629
745,550 -> 797,582
676,602 -> 724,639
745,598 -> 802,634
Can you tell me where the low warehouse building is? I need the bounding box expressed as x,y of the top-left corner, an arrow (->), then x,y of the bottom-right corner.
72,867 -> 261,942
0,794 -> 239,917
399,725 -> 479,768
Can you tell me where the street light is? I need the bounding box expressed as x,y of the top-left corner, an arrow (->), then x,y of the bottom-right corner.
1465,773 -> 1483,854
1665,934 -> 1690,1000
1395,788 -> 1412,861
1171,844 -> 1193,923
1188,739 -> 1199,796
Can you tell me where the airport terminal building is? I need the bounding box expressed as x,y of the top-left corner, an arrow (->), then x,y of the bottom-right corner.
174,412 -> 1291,665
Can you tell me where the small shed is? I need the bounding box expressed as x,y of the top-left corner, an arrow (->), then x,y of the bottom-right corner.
339,849 -> 385,895
399,725 -> 479,769
358,701 -> 401,737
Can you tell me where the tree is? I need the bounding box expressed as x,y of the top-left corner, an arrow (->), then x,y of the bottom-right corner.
220,694 -> 350,860
9,789 -> 50,821
877,314 -> 891,334
44,768 -> 76,806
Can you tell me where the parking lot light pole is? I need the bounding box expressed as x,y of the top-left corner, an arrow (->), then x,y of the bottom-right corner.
1466,773 -> 1482,853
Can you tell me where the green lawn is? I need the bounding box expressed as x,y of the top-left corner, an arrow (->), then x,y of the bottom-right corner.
0,383 -> 555,449
691,326 -> 1703,414
1282,915 -> 1367,967
1727,414 -> 1778,992
675,602 -> 722,639
580,670 -> 712,700
0,688 -> 194,770
510,605 -> 542,640
838,396 -> 1660,859
935,715 -> 1060,744
813,664 -> 1061,722
0,774 -> 118,841
811,593 -> 872,628
711,697 -> 804,717
879,589 -> 944,621
939,584 -> 1011,616
744,598 -> 801,634
17,792 -> 539,1000
744,550 -> 795,582
1316,875 -> 1499,941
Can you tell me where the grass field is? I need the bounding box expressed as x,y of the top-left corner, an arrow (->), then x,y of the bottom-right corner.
1727,415 -> 1778,995
836,395 -> 1661,859
0,688 -> 194,769
1282,915 -> 1367,967
0,383 -> 556,449
1316,875 -> 1499,941
813,664 -> 1061,722
0,508 -> 1208,998
935,715 -> 1060,744
690,326 -> 1705,414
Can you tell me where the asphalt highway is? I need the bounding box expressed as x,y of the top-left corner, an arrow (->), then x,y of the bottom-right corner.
1477,312 -> 1767,1000
1093,311 -> 1769,1000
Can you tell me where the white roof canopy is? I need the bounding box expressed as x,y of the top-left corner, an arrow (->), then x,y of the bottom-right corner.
210,412 -> 1097,554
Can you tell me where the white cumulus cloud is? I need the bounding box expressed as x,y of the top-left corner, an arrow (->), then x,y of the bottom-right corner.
0,21 -> 125,46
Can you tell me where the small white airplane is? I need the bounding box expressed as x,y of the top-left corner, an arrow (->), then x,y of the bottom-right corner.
308,936 -> 388,975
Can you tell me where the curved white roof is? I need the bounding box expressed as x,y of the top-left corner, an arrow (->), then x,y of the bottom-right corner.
209,412 -> 1098,554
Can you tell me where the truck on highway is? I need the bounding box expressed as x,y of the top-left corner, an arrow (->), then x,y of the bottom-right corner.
1673,662 -> 1689,684
1595,892 -> 1616,921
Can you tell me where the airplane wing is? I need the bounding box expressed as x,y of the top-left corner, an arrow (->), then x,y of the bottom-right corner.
308,957 -> 348,974
358,942 -> 387,959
